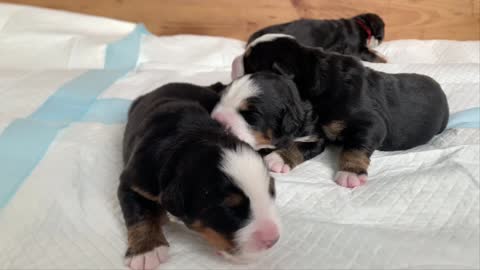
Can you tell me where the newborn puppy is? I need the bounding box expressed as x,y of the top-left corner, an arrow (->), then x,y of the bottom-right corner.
211,72 -> 325,173
246,13 -> 386,63
119,83 -> 281,270
225,35 -> 449,188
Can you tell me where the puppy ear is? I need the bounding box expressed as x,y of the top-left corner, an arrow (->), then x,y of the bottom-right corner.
273,62 -> 295,80
280,111 -> 300,136
279,106 -> 302,144
279,79 -> 308,141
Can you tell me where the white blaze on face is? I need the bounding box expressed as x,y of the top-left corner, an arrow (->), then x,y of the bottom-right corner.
220,146 -> 281,258
211,75 -> 259,148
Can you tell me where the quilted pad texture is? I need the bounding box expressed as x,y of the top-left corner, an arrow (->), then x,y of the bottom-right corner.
0,4 -> 478,269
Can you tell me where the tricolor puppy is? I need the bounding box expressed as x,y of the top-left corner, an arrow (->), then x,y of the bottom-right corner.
211,72 -> 324,174
225,35 -> 449,188
119,83 -> 281,270
246,13 -> 386,64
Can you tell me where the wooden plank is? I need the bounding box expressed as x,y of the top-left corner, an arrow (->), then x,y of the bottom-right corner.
1,0 -> 479,40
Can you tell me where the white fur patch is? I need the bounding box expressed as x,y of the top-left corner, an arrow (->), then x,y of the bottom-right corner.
248,33 -> 295,49
293,135 -> 320,143
367,37 -> 380,49
220,146 -> 281,255
211,75 -> 260,148
217,75 -> 258,110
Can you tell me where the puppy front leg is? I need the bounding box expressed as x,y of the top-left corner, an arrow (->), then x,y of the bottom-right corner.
264,141 -> 325,173
264,145 -> 303,174
335,148 -> 371,188
335,117 -> 385,188
118,183 -> 169,270
360,48 -> 387,63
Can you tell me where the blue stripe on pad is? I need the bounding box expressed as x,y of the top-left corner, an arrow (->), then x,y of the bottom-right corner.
31,70 -> 126,123
447,107 -> 480,129
0,24 -> 147,208
83,98 -> 132,124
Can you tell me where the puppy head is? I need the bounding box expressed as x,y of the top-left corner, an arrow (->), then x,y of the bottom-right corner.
232,34 -> 298,80
354,13 -> 385,48
212,72 -> 314,151
231,34 -> 314,92
162,142 -> 280,261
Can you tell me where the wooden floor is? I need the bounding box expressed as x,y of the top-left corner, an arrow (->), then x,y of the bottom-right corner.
2,0 -> 479,40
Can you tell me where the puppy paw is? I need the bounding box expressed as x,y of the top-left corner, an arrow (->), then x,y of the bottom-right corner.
125,246 -> 169,270
374,52 -> 388,63
335,171 -> 367,188
264,152 -> 291,173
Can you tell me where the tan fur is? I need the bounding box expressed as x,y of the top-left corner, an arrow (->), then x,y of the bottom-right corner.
127,215 -> 169,256
322,120 -> 346,141
245,47 -> 252,57
190,221 -> 234,252
339,149 -> 370,174
275,143 -> 305,169
131,186 -> 161,202
253,129 -> 273,146
238,100 -> 249,111
223,193 -> 245,207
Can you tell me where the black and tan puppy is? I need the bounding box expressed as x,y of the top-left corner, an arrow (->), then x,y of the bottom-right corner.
119,83 -> 281,270
246,13 -> 386,64
211,72 -> 323,174
215,35 -> 449,188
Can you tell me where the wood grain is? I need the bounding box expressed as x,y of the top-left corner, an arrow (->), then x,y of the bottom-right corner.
2,0 -> 479,40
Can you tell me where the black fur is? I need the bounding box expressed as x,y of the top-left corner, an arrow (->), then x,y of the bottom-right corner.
119,83 -> 262,255
239,37 -> 449,166
214,72 -> 323,161
247,13 -> 386,63
244,73 -> 317,147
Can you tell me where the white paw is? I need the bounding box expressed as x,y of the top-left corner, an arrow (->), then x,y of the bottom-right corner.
125,246 -> 169,270
264,152 -> 290,173
335,171 -> 367,188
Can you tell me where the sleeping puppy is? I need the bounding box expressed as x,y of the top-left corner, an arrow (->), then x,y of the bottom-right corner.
246,13 -> 386,64
119,83 -> 281,270
218,34 -> 449,188
211,72 -> 325,173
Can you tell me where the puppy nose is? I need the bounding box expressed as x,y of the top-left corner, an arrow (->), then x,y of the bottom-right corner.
253,221 -> 280,250
211,110 -> 225,123
262,237 -> 279,249
211,109 -> 232,126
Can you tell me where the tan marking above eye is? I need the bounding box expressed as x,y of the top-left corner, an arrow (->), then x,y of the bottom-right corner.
189,220 -> 234,252
238,100 -> 250,111
223,193 -> 245,207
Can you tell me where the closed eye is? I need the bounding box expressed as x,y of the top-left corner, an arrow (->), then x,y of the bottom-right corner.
239,109 -> 265,128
